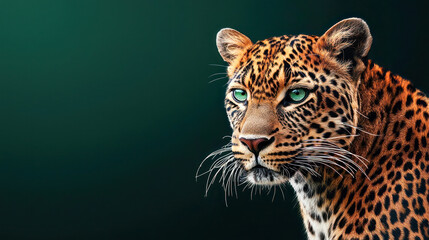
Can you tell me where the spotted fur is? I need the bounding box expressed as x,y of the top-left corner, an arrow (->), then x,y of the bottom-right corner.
208,18 -> 429,240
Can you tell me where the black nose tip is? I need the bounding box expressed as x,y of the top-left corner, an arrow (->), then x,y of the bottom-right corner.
239,137 -> 274,154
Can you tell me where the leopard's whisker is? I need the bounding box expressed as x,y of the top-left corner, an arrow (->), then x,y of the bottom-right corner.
298,156 -> 351,174
287,162 -> 320,176
196,153 -> 233,178
302,138 -> 369,164
226,163 -> 238,197
338,122 -> 380,137
220,160 -> 234,187
196,143 -> 232,179
208,72 -> 228,78
278,184 -> 286,200
209,63 -> 228,68
298,154 -> 358,175
296,157 -> 347,178
230,164 -> 239,198
303,134 -> 360,141
300,150 -> 359,174
204,153 -> 234,189
357,110 -> 369,119
222,162 -> 236,204
272,185 -> 277,202
302,145 -> 369,167
205,156 -> 235,196
209,76 -> 229,83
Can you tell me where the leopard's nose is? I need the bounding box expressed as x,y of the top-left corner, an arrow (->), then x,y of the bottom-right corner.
239,137 -> 274,154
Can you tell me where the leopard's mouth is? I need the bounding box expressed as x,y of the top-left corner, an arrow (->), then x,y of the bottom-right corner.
246,165 -> 292,186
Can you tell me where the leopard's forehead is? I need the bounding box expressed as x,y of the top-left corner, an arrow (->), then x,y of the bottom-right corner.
229,34 -> 319,100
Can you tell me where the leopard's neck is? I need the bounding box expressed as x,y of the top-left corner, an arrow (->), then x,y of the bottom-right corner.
291,60 -> 429,240
351,60 -> 428,162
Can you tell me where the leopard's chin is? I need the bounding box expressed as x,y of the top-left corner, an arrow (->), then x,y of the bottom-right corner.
246,166 -> 290,186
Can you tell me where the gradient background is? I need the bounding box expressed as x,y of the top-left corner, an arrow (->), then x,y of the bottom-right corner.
0,0 -> 428,239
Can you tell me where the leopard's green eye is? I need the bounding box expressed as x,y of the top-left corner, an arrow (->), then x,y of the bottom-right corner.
286,88 -> 308,103
233,89 -> 247,102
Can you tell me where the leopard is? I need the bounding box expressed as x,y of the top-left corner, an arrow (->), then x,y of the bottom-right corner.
203,18 -> 429,240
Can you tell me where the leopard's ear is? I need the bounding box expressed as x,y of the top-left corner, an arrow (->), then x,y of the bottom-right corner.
316,18 -> 372,76
216,28 -> 253,64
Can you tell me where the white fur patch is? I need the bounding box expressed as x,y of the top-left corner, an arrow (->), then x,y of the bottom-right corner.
246,171 -> 288,186
289,173 -> 331,240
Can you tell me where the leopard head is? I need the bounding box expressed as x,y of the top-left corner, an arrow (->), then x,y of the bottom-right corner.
216,18 -> 372,186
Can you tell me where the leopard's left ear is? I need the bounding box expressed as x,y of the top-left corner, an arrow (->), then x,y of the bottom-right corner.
316,18 -> 372,77
216,28 -> 253,64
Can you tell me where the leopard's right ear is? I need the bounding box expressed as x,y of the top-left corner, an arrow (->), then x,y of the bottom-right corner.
216,28 -> 252,64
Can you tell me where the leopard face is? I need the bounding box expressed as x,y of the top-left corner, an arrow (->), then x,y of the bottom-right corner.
217,19 -> 372,186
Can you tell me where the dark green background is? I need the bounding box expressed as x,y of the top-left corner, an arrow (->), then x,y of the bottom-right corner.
0,0 -> 427,239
